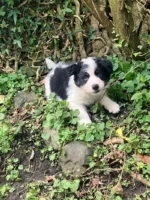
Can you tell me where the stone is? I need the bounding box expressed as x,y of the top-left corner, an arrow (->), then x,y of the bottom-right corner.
59,141 -> 93,175
14,91 -> 38,108
43,128 -> 59,150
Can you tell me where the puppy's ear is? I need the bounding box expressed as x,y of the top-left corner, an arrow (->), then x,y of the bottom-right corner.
67,62 -> 81,76
95,57 -> 113,75
45,58 -> 56,69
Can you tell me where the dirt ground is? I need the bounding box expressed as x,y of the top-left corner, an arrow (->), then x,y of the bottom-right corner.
1,142 -> 149,200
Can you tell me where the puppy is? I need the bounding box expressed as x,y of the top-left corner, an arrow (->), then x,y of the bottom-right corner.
45,57 -> 120,124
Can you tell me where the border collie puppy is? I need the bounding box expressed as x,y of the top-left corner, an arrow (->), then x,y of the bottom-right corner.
45,57 -> 120,124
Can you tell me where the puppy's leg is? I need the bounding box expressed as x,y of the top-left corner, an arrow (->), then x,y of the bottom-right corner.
100,95 -> 120,114
68,103 -> 92,124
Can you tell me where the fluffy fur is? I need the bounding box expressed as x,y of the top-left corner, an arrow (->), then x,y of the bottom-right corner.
45,57 -> 120,124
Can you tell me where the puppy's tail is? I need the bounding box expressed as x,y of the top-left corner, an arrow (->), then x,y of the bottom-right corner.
45,58 -> 56,69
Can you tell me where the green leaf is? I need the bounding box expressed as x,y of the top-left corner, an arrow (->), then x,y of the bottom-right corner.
96,123 -> 105,130
122,62 -> 131,72
61,180 -> 71,189
43,120 -> 51,128
148,35 -> 150,45
125,72 -> 136,80
85,132 -> 94,142
131,92 -> 142,101
8,10 -> 21,25
56,110 -> 63,117
13,39 -> 22,48
70,179 -> 80,192
89,161 -> 96,168
0,113 -> 5,120
18,165 -> 24,170
0,184 -> 11,196
62,8 -> 73,15
0,6 -> 5,16
95,191 -> 102,200
134,52 -> 141,57
13,158 -> 19,163
41,132 -> 50,141
49,153 -> 56,161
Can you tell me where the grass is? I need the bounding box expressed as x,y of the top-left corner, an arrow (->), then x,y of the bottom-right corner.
0,56 -> 150,200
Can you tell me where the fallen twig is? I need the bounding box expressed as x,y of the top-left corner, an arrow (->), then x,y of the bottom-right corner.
104,137 -> 123,145
131,172 -> 150,187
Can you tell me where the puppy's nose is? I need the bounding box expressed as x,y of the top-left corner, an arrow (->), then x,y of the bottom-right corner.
92,84 -> 99,91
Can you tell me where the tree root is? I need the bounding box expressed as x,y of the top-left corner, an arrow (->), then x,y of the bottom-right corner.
83,0 -> 113,35
73,0 -> 86,58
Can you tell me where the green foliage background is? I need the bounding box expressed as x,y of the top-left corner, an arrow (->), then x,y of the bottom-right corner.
0,0 -> 83,64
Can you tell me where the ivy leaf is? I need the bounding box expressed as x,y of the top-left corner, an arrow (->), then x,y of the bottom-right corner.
131,92 -> 142,101
70,179 -> 80,192
13,39 -> 22,48
0,113 -> 5,120
41,132 -> 50,141
61,180 -> 70,189
85,132 -> 94,142
0,6 -> 5,16
134,52 -> 141,57
8,9 -> 21,25
95,191 -> 103,200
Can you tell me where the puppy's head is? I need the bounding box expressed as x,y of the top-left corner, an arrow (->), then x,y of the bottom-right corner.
68,57 -> 113,94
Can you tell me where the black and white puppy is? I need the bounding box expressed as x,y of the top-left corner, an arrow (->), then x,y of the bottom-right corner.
45,57 -> 120,124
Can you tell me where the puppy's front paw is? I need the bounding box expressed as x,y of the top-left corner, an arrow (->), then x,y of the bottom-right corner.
108,102 -> 120,114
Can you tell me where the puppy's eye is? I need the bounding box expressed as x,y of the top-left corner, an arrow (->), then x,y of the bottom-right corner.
82,72 -> 89,80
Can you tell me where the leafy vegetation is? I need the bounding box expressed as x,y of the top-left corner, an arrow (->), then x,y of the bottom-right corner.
0,0 -> 150,199
0,56 -> 150,199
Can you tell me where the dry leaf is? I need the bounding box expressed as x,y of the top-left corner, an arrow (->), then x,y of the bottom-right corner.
104,137 -> 123,145
62,38 -> 70,51
131,172 -> 150,187
52,35 -> 59,39
104,150 -> 124,164
116,128 -> 130,142
136,153 -> 150,164
45,175 -> 56,182
0,95 -> 6,104
38,195 -> 46,200
18,108 -> 28,116
112,182 -> 123,194
40,77 -> 46,85
5,66 -> 15,73
91,178 -> 102,187
29,149 -> 35,160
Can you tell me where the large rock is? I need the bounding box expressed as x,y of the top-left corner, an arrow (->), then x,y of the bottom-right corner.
14,91 -> 38,108
59,141 -> 93,175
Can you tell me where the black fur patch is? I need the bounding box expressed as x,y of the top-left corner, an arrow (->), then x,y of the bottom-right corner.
67,63 -> 81,76
50,63 -> 81,100
74,67 -> 89,87
94,58 -> 113,82
50,67 -> 69,100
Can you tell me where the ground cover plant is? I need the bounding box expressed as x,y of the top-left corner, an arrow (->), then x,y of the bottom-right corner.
0,0 -> 150,199
0,56 -> 150,200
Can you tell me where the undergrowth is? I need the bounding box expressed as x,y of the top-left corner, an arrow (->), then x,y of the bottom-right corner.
0,56 -> 150,200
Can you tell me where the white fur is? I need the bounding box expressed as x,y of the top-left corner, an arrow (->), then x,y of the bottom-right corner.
45,58 -> 120,125
81,62 -> 105,94
45,58 -> 56,69
100,95 -> 120,114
